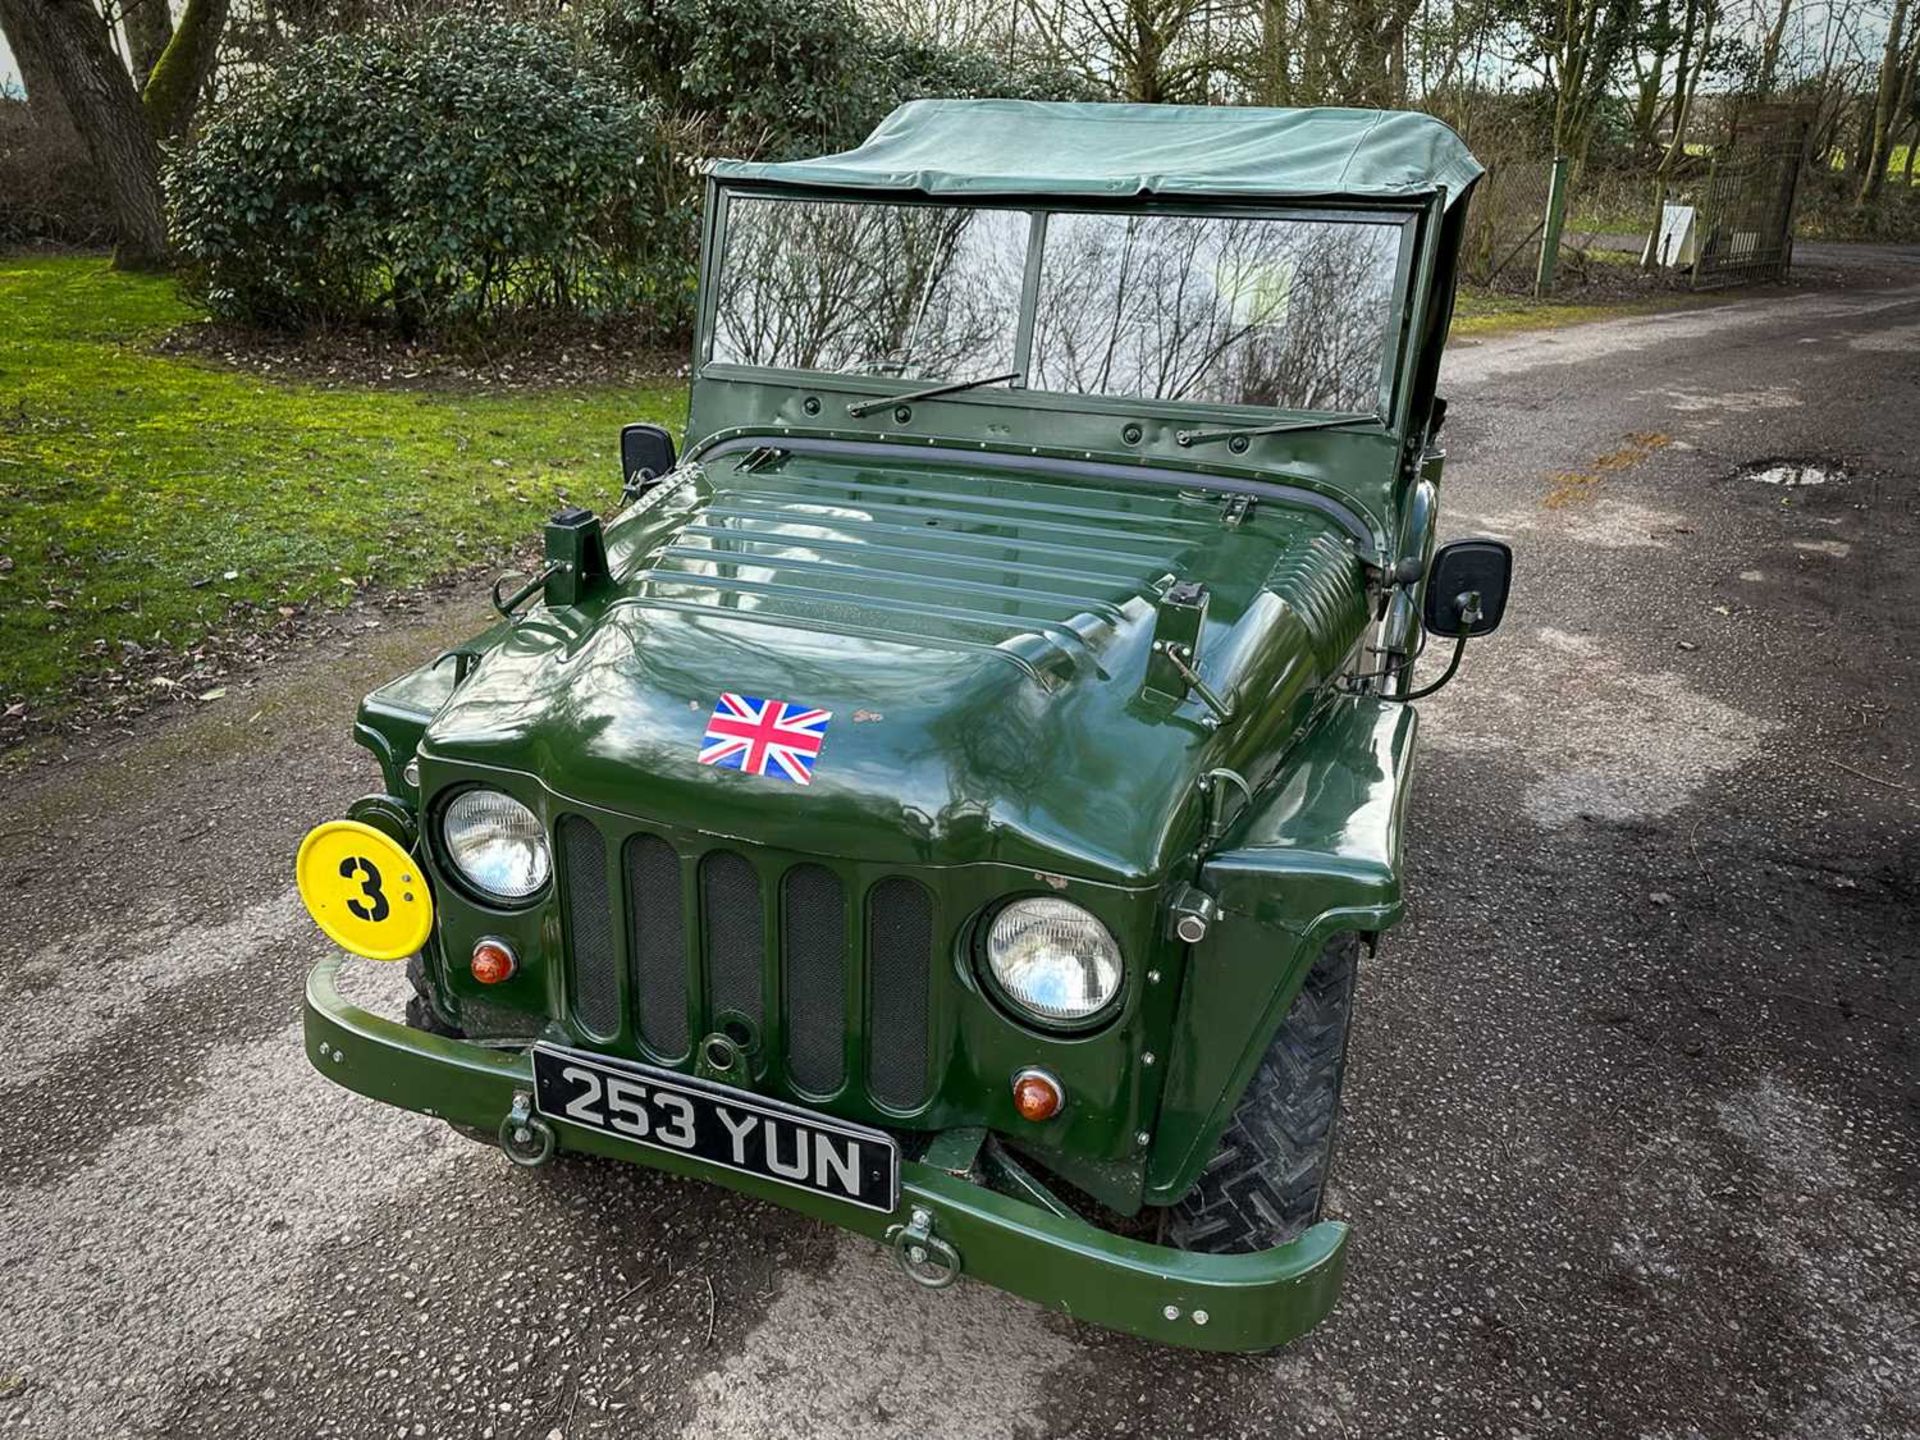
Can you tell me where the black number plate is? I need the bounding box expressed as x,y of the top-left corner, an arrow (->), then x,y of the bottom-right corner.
531,1044 -> 900,1214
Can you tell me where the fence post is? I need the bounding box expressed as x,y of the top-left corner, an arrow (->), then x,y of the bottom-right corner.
1690,155 -> 1717,290
1534,155 -> 1570,297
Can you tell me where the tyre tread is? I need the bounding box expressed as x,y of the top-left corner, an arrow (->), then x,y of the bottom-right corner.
1166,932 -> 1362,1253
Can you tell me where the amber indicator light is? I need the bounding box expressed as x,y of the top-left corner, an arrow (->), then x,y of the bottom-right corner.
1012,1068 -> 1064,1122
470,939 -> 516,985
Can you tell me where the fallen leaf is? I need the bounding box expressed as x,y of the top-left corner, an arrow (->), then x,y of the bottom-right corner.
197,687 -> 227,702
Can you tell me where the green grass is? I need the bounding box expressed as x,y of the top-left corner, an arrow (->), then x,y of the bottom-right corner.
0,255 -> 684,711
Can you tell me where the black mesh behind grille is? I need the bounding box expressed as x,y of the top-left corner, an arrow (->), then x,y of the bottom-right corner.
702,850 -> 764,1025
866,877 -> 932,1110
782,865 -> 846,1093
557,815 -> 619,1038
626,834 -> 688,1056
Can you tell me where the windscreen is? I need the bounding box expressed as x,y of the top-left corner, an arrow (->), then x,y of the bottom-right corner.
1030,214 -> 1401,412
710,196 -> 1029,377
708,194 -> 1405,414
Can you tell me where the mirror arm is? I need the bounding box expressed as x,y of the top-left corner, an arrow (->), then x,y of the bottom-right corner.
1395,635 -> 1467,702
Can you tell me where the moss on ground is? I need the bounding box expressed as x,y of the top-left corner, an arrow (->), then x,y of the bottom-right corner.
1450,284 -> 1717,338
0,255 -> 684,712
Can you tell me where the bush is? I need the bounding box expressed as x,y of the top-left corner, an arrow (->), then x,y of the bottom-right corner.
592,0 -> 1098,162
0,98 -> 113,248
168,13 -> 694,337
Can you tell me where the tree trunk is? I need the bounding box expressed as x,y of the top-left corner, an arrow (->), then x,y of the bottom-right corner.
1755,0 -> 1791,96
142,0 -> 230,139
0,0 -> 80,146
26,0 -> 169,269
122,0 -> 174,85
1857,0 -> 1912,204
1643,0 -> 1713,270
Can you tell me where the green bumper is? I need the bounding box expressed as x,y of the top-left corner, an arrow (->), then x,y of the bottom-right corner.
305,958 -> 1349,1353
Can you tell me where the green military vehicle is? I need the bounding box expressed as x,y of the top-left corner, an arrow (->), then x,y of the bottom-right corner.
296,100 -> 1510,1352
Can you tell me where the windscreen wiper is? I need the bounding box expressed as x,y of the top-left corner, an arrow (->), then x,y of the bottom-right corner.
1175,410 -> 1382,448
846,371 -> 1022,419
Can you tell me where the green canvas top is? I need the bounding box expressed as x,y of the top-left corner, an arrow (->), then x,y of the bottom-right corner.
712,100 -> 1483,210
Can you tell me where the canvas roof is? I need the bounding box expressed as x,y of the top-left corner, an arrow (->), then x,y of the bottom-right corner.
711,100 -> 1484,210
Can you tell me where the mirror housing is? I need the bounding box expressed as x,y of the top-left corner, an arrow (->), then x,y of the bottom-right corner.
620,423 -> 676,495
1422,539 -> 1512,637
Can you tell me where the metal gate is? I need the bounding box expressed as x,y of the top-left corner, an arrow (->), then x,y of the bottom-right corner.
1460,154 -> 1571,295
1689,125 -> 1807,290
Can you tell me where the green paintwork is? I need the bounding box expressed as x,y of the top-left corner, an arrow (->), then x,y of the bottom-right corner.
306,957 -> 1348,1353
307,101 -> 1483,1350
1150,696 -> 1419,1201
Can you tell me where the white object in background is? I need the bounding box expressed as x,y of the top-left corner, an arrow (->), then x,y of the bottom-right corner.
1644,205 -> 1698,267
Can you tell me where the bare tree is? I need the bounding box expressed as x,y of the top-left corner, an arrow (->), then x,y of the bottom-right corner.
121,0 -> 173,83
4,0 -> 230,265
0,0 -> 81,145
1857,0 -> 1917,201
13,0 -> 168,266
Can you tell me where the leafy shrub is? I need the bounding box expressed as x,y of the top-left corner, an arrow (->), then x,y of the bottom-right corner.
592,0 -> 1098,162
168,13 -> 695,336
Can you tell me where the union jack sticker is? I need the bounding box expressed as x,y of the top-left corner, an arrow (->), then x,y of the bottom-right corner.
697,693 -> 832,785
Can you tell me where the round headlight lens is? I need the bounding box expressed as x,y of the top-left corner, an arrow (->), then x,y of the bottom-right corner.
441,790 -> 550,901
984,898 -> 1123,1025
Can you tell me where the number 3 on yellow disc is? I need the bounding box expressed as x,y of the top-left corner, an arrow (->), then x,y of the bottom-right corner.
296,819 -> 434,961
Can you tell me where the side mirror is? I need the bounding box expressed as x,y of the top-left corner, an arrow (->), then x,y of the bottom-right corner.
1423,539 -> 1512,637
620,423 -> 676,495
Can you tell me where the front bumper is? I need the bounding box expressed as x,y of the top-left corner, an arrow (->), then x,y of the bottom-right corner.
305,957 -> 1349,1353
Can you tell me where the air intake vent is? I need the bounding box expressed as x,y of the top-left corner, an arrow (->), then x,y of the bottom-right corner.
702,850 -> 764,1026
866,877 -> 932,1110
626,834 -> 688,1057
557,815 -> 619,1038
782,865 -> 846,1094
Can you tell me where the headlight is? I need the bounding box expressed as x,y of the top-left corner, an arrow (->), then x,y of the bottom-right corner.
984,898 -> 1123,1025
441,789 -> 550,901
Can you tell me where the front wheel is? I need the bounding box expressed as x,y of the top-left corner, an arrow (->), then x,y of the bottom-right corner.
1166,933 -> 1362,1253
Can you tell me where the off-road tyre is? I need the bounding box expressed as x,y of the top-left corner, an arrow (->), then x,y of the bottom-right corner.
1166,932 -> 1362,1253
404,955 -> 464,1039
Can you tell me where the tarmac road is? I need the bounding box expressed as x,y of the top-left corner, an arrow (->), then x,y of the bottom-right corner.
2,263 -> 1917,1440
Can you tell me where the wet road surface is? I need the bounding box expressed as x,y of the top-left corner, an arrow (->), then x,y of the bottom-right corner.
2,265 -> 1917,1439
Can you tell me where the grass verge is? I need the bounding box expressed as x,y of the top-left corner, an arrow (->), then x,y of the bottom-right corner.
1450,284 -> 1717,339
0,254 -> 683,725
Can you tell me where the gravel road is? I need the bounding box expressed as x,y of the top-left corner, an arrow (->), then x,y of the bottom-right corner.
2,261 -> 1916,1440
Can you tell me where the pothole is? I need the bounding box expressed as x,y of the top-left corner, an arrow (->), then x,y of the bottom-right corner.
1739,458 -> 1846,487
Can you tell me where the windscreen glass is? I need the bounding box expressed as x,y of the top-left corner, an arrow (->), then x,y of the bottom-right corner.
1030,213 -> 1402,412
708,195 -> 1406,414
710,196 -> 1029,379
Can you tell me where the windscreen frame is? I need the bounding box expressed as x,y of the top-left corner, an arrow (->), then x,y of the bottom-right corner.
695,183 -> 1424,436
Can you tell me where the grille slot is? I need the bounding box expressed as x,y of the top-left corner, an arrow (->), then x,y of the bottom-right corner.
702,850 -> 764,1027
782,865 -> 847,1093
866,877 -> 933,1110
557,815 -> 619,1038
626,834 -> 688,1056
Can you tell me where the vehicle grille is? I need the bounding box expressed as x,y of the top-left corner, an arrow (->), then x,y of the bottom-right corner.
557,816 -> 619,1038
554,815 -> 935,1112
625,835 -> 688,1055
